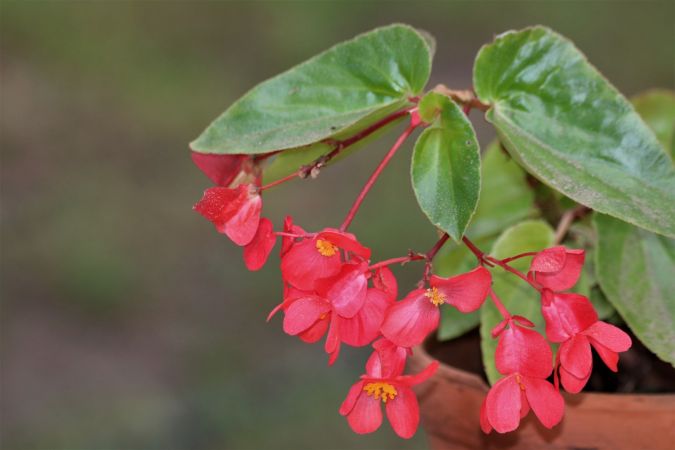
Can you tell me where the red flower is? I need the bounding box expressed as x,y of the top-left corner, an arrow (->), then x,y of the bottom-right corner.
243,217 -> 277,271
372,266 -> 398,301
193,184 -> 262,246
528,246 -> 585,291
540,290 -> 598,343
558,321 -> 632,393
481,321 -> 564,433
191,151 -> 262,187
280,228 -> 370,291
339,346 -> 438,438
381,267 -> 491,348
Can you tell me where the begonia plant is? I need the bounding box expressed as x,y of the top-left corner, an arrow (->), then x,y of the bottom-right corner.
189,24 -> 675,439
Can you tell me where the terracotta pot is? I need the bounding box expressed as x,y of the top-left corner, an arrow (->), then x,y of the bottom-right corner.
410,338 -> 675,450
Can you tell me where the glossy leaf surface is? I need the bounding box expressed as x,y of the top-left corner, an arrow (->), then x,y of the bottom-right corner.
474,26 -> 675,237
192,24 -> 433,155
411,93 -> 480,241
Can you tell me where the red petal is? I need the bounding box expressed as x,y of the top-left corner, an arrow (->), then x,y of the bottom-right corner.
243,218 -> 277,271
430,266 -> 491,312
531,248 -> 585,291
522,376 -> 564,429
224,186 -> 262,246
589,340 -> 620,372
339,381 -> 366,416
380,289 -> 440,348
397,360 -> 439,387
190,151 -> 246,187
282,296 -> 330,335
372,338 -> 408,379
559,334 -> 592,379
495,324 -> 552,378
298,316 -> 329,343
318,264 -> 368,319
485,375 -> 522,433
583,321 -> 632,352
479,398 -> 492,433
339,288 -> 391,347
193,186 -> 241,229
541,291 -> 598,343
512,315 -> 535,328
325,316 -> 341,365
372,267 -> 398,301
386,386 -> 419,439
280,238 -> 341,290
318,230 -> 371,260
346,390 -> 383,435
530,246 -> 567,273
559,364 -> 590,393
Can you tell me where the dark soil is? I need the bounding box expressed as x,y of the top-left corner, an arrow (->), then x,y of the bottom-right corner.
425,327 -> 675,394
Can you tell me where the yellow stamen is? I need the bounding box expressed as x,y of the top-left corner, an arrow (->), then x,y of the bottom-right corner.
425,287 -> 446,306
515,374 -> 526,391
316,239 -> 338,257
363,382 -> 398,403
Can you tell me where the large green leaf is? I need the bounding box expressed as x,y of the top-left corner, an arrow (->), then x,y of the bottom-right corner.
632,89 -> 675,158
480,220 -> 554,384
191,24 -> 433,155
411,92 -> 481,241
436,141 -> 536,340
473,26 -> 675,238
594,213 -> 675,366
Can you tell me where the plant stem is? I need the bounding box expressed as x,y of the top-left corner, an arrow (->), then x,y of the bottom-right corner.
553,205 -> 590,244
259,172 -> 299,191
485,255 -> 541,291
368,254 -> 425,271
340,116 -> 420,231
489,289 -> 511,320
500,252 -> 538,264
426,233 -> 450,261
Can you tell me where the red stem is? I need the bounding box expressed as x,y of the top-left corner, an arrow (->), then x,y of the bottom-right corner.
340,118 -> 419,231
426,233 -> 450,261
500,252 -> 538,264
489,289 -> 511,320
485,256 -> 542,291
259,172 -> 299,192
368,255 -> 425,271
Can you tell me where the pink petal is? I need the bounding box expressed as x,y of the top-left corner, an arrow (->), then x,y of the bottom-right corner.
532,248 -> 585,291
559,334 -> 592,379
282,296 -> 330,336
583,321 -> 632,352
339,288 -> 391,347
190,151 -> 246,187
397,360 -> 439,387
495,324 -> 552,378
298,316 -> 329,343
386,386 -> 419,439
318,230 -> 371,260
522,376 -> 564,429
243,217 -> 277,271
559,364 -> 590,393
380,289 -> 440,348
224,187 -> 262,246
325,316 -> 341,365
479,398 -> 492,433
589,340 -> 620,372
280,238 -> 341,290
193,186 -> 241,229
346,389 -> 383,434
430,266 -> 491,312
541,291 -> 598,343
372,267 -> 398,301
339,381 -> 365,416
372,338 -> 408,379
319,264 -> 368,319
365,350 -> 383,379
512,315 -> 535,328
485,375 -> 522,433
529,246 -> 567,273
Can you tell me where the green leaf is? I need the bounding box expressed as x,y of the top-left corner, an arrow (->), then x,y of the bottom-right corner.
435,141 -> 536,340
632,89 -> 675,158
594,213 -> 675,366
474,26 -> 675,238
191,24 -> 433,155
480,220 -> 555,385
411,93 -> 481,241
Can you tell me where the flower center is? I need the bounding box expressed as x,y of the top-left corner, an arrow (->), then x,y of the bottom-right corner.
316,239 -> 338,257
515,374 -> 526,391
425,287 -> 446,306
363,382 -> 397,403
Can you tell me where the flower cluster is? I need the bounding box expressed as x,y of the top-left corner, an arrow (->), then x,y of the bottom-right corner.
191,112 -> 631,439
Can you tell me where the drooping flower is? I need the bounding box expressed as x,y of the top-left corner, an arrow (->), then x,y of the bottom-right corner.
481,322 -> 564,433
339,345 -> 438,439
243,217 -> 277,271
381,267 -> 491,348
540,290 -> 598,343
528,246 -> 585,291
191,151 -> 263,188
193,183 -> 262,246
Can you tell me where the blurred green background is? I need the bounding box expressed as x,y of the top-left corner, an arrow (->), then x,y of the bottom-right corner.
1,1 -> 672,449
